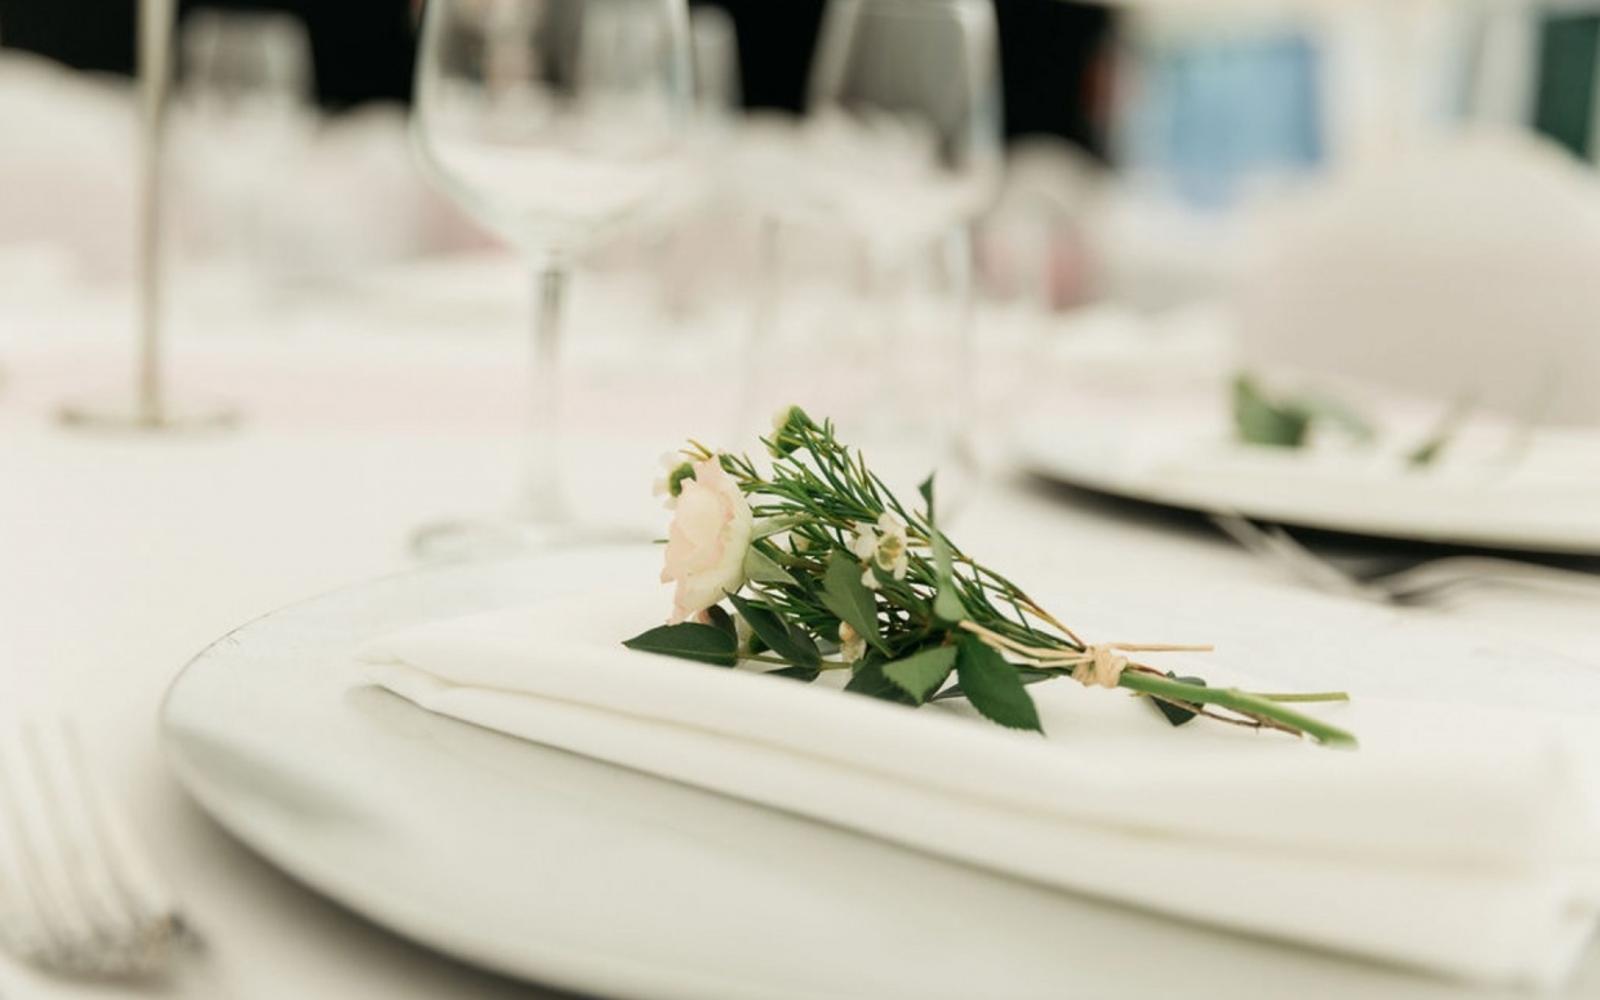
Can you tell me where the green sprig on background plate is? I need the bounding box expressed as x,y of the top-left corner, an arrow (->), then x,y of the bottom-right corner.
1233,371 -> 1469,468
1232,373 -> 1375,450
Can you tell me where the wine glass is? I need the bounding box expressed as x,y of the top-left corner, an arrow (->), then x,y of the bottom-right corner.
183,8 -> 315,119
689,3 -> 740,123
808,0 -> 1002,265
803,0 -> 1002,501
180,8 -> 316,298
411,0 -> 690,558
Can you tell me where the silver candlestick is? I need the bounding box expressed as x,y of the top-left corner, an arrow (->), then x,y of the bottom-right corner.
59,0 -> 238,432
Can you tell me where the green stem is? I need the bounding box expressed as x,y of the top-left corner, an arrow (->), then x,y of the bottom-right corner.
747,654 -> 851,673
1119,672 -> 1357,748
1249,691 -> 1350,703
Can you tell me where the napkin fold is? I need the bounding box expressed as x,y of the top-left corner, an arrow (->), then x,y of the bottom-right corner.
358,593 -> 1600,989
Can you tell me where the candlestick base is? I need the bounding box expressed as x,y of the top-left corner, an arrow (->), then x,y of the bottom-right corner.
56,397 -> 241,434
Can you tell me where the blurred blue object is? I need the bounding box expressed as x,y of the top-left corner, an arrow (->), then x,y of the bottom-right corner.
1122,26 -> 1325,210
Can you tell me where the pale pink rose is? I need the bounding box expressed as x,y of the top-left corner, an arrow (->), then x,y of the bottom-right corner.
660,458 -> 753,623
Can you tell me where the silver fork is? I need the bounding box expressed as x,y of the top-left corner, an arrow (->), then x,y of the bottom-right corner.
0,718 -> 196,978
1210,513 -> 1600,606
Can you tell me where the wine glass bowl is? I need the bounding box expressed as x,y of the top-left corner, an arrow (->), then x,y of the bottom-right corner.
413,0 -> 688,264
806,0 -> 1002,262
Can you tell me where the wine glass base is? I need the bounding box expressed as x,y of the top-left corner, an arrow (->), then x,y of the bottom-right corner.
409,515 -> 649,563
57,398 -> 241,434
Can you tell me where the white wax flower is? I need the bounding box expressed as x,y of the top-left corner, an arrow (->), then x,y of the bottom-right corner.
837,621 -> 865,664
847,513 -> 909,589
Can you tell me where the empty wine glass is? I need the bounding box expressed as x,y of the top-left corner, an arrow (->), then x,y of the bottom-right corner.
808,0 -> 1002,265
690,3 -> 740,124
179,8 -> 316,297
183,8 -> 315,121
412,0 -> 690,558
804,0 -> 1002,502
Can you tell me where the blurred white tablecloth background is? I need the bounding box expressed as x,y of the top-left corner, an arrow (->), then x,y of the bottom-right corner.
3,46 -> 1599,999
0,249 -> 1596,1000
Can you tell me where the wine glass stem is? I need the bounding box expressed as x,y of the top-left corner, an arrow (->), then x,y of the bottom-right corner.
943,224 -> 975,448
516,265 -> 570,524
741,215 -> 781,433
866,250 -> 907,413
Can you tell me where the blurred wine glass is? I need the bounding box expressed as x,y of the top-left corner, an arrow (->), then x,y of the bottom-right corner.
183,7 -> 315,122
803,0 -> 1002,498
648,1 -> 739,320
807,0 -> 1002,265
411,0 -> 690,558
179,8 -> 316,296
689,3 -> 739,125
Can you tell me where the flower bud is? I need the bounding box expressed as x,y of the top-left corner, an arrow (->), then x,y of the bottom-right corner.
665,461 -> 696,498
765,404 -> 816,458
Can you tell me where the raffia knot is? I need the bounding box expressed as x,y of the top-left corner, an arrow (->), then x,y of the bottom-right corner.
955,621 -> 1214,689
1060,641 -> 1214,689
1072,644 -> 1129,689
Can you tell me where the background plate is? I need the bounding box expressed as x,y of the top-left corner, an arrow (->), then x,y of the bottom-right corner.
1021,422 -> 1600,556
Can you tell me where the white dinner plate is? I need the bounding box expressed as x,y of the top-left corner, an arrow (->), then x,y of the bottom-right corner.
1019,409 -> 1600,556
160,547 -> 1596,1000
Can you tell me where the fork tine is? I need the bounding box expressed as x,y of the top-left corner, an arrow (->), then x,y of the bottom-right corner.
61,721 -> 191,963
0,718 -> 188,977
26,720 -> 147,970
1210,513 -> 1385,601
1209,512 -> 1283,561
1260,527 -> 1386,600
0,722 -> 81,967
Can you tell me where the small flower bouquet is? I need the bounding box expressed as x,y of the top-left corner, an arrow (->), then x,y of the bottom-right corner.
625,407 -> 1355,745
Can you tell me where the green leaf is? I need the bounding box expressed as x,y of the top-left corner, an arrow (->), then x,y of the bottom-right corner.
767,664 -> 823,683
751,514 -> 807,540
919,474 -> 967,624
1150,671 -> 1207,727
843,655 -> 915,705
1406,436 -> 1447,469
953,636 -> 1043,732
704,604 -> 736,640
933,586 -> 966,626
1405,394 -> 1473,468
727,592 -> 821,668
932,665 -> 1055,702
743,545 -> 798,587
622,623 -> 738,667
929,528 -> 965,624
882,645 -> 957,704
820,551 -> 886,653
1233,373 -> 1311,448
1302,395 -> 1375,444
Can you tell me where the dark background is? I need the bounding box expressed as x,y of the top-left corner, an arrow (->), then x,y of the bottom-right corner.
0,0 -> 1112,155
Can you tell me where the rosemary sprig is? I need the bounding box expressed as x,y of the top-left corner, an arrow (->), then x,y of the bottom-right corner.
629,407 -> 1356,747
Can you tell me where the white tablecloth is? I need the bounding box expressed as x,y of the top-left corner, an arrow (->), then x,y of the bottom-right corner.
1,257 -> 1596,999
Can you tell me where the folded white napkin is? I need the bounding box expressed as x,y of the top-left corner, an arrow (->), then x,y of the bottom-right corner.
359,591 -> 1600,989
